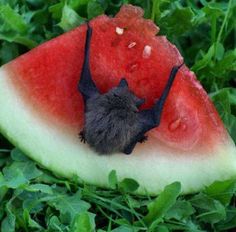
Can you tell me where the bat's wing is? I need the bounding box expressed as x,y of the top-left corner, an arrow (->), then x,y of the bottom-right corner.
78,23 -> 99,103
123,64 -> 184,155
139,63 -> 184,129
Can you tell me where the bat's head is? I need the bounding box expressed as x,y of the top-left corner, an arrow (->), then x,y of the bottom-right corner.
105,78 -> 145,114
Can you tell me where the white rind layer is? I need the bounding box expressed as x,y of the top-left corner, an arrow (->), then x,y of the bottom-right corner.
1,67 -> 236,195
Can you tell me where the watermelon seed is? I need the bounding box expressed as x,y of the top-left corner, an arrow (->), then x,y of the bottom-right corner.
128,42 -> 137,48
143,45 -> 152,58
116,27 -> 124,35
126,62 -> 139,73
168,118 -> 182,131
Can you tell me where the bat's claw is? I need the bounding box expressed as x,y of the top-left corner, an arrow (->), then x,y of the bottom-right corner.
79,130 -> 86,143
139,135 -> 148,143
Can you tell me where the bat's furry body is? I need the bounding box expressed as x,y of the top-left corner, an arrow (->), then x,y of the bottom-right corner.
81,80 -> 146,154
78,24 -> 183,155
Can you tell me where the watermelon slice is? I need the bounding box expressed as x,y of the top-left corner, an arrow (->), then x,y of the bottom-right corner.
0,5 -> 235,195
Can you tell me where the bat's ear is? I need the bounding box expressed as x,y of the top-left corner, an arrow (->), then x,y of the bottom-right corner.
118,78 -> 128,88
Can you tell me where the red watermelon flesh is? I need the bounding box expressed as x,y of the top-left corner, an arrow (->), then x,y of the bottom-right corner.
0,5 -> 235,194
6,5 -> 225,153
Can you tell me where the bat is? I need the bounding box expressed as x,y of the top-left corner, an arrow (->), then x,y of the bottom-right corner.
78,23 -> 184,155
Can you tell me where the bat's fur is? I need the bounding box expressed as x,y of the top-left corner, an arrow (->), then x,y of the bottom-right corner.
78,23 -> 183,155
81,80 -> 146,154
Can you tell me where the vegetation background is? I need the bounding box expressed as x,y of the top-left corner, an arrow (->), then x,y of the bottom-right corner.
0,0 -> 236,231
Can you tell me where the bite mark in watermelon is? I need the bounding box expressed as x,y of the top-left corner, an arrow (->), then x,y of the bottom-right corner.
0,5 -> 235,194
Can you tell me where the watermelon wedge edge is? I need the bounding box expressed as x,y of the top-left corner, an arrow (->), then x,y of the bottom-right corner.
0,5 -> 236,195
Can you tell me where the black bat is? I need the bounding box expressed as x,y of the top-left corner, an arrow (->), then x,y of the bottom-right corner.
78,23 -> 184,155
